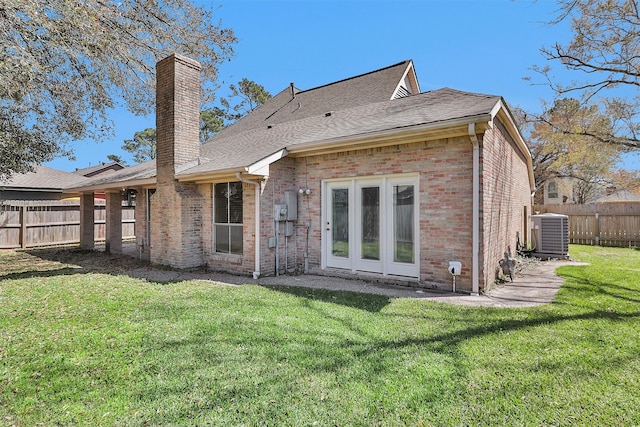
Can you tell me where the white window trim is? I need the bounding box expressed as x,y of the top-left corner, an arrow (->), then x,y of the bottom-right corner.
213,182 -> 244,256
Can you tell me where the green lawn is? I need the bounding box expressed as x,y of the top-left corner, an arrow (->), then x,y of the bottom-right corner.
1,245 -> 638,426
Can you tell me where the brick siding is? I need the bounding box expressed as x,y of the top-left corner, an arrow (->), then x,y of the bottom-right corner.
151,54 -> 205,269
480,119 -> 532,287
197,126 -> 530,292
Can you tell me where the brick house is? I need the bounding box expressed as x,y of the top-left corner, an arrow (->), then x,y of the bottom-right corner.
69,53 -> 534,294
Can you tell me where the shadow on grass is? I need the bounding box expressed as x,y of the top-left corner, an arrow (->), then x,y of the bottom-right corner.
0,246 -> 242,285
4,247 -> 394,311
130,286 -> 640,425
1,247 -> 142,275
5,247 -> 640,424
261,284 -> 393,312
558,272 -> 640,306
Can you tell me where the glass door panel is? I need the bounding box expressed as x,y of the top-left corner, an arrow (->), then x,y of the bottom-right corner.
361,186 -> 380,260
325,183 -> 352,270
393,185 -> 415,263
331,188 -> 349,258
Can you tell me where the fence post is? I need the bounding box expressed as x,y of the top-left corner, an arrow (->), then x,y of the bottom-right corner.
594,212 -> 600,246
20,205 -> 27,249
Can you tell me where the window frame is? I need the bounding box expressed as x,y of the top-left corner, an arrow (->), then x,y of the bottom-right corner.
548,181 -> 558,199
213,181 -> 244,255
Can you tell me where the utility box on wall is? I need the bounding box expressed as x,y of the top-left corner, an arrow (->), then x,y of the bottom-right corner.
274,204 -> 288,221
273,190 -> 299,223
284,190 -> 298,221
274,191 -> 298,222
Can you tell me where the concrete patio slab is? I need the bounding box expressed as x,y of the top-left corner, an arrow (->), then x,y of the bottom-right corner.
108,243 -> 588,307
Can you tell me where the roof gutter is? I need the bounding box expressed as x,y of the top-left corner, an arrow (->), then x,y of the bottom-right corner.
1,187 -> 63,193
286,114 -> 494,155
176,167 -> 247,183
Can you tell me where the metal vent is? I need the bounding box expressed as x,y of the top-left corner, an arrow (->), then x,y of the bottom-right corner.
532,213 -> 569,257
393,85 -> 411,99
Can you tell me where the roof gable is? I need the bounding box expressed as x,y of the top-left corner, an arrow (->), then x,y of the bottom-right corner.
65,59 -> 533,192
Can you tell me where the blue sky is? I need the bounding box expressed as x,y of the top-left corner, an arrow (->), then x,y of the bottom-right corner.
44,0 -> 640,172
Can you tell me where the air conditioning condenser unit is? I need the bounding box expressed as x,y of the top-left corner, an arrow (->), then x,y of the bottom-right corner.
532,213 -> 569,259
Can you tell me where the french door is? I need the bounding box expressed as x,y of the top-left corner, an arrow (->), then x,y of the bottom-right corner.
323,175 -> 419,277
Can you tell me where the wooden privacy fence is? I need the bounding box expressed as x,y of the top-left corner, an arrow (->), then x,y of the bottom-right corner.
0,200 -> 135,249
535,203 -> 640,248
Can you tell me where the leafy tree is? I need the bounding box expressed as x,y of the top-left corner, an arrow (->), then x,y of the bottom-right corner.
106,154 -> 126,166
0,119 -> 61,182
200,108 -> 226,143
534,0 -> 640,150
122,128 -> 156,164
221,78 -> 272,121
517,99 -> 625,203
125,78 -> 272,156
0,0 -> 236,180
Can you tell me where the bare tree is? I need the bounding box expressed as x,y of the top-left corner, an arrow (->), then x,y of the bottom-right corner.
533,0 -> 640,151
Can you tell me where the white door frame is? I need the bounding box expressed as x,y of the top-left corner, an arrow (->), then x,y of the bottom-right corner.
322,174 -> 419,278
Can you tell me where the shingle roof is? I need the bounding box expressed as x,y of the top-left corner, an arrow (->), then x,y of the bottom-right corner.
185,88 -> 501,176
1,165 -> 89,190
69,160 -> 156,189
67,61 -> 511,190
212,60 -> 415,140
598,189 -> 640,202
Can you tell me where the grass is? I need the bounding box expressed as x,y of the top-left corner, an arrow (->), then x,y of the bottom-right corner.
1,245 -> 639,426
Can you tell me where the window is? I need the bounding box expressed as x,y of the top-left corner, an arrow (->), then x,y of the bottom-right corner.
548,181 -> 558,199
214,182 -> 243,255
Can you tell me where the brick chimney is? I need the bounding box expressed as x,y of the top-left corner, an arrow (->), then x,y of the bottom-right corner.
151,54 -> 204,268
156,53 -> 201,179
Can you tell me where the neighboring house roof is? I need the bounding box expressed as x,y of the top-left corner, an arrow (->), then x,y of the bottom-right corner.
68,60 -> 533,192
597,189 -> 640,203
73,161 -> 125,177
1,165 -> 89,193
65,160 -> 157,193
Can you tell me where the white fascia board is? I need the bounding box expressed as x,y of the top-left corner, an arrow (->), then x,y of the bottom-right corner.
245,149 -> 288,175
490,100 -> 536,190
176,167 -> 244,182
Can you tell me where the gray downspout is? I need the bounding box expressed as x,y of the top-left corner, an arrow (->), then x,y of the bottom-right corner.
469,123 -> 480,296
